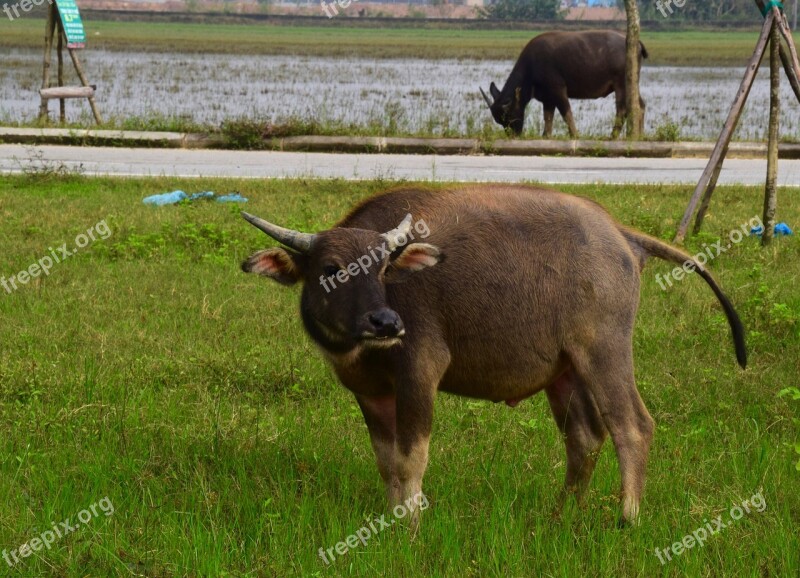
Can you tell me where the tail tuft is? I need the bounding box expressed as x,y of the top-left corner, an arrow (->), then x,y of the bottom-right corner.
695,268 -> 748,369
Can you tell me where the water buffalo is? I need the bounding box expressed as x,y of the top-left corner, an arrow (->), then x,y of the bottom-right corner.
241,185 -> 745,527
481,30 -> 648,138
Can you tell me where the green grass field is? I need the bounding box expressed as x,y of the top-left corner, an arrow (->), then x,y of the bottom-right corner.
0,173 -> 797,576
1,17 -> 795,66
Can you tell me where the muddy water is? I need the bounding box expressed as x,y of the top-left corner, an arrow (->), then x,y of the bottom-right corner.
1,48 -> 798,140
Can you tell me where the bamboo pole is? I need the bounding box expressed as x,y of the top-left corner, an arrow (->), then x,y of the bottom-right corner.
57,21 -> 65,123
762,20 -> 781,246
755,0 -> 800,103
67,48 -> 102,124
775,4 -> 800,59
692,147 -> 729,235
776,7 -> 800,92
779,45 -> 800,102
675,11 -> 774,244
38,4 -> 56,121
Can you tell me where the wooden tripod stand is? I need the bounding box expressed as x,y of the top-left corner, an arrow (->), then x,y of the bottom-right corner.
675,0 -> 800,246
38,2 -> 101,125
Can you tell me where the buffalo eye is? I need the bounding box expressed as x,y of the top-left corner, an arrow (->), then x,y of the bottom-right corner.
323,265 -> 341,277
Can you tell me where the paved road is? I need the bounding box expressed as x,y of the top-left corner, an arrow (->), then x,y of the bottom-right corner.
3,144 -> 800,186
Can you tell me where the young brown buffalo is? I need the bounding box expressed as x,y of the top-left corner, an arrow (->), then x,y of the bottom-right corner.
242,185 -> 746,527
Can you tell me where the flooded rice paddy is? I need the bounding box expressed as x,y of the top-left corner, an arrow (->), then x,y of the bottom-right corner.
1,48 -> 798,140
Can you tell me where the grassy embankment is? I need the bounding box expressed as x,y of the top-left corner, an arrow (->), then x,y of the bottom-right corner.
0,174 -> 797,576
0,18 -> 783,65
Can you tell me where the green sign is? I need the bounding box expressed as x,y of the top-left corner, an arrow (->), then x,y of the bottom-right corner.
55,0 -> 86,49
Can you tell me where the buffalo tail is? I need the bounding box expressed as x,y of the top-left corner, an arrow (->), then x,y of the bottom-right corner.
621,229 -> 747,369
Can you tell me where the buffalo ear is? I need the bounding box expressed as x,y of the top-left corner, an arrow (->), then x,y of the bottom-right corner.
242,247 -> 306,286
490,82 -> 500,100
385,243 -> 441,284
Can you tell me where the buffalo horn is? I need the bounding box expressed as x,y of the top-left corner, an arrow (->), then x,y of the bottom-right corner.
480,86 -> 493,108
241,212 -> 315,253
382,213 -> 414,251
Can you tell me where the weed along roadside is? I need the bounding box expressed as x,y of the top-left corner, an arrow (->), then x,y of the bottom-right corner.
4,127 -> 800,158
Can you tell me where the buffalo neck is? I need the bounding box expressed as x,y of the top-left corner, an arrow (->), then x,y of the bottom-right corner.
500,64 -> 534,109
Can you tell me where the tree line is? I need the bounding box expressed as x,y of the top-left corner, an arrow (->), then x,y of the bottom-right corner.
481,0 -> 774,21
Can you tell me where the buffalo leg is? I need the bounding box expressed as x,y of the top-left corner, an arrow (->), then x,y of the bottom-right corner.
357,394 -> 400,506
556,97 -> 578,138
394,384 -> 434,530
569,343 -> 654,524
612,88 -> 626,139
543,105 -> 556,137
638,95 -> 647,135
394,343 -> 450,529
545,369 -> 607,511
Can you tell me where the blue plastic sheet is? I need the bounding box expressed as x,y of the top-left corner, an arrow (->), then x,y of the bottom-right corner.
143,191 -> 248,205
142,190 -> 187,206
216,193 -> 248,203
750,223 -> 793,237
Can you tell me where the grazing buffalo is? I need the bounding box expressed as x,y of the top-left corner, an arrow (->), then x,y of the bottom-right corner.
241,185 -> 745,526
481,30 -> 648,138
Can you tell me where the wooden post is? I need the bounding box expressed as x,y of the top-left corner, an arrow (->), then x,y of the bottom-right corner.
57,21 -> 65,124
762,20 -> 781,246
624,0 -> 642,140
67,48 -> 102,124
674,11 -> 774,244
38,4 -> 56,122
